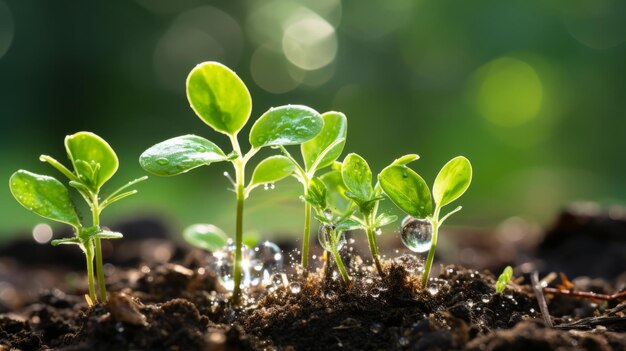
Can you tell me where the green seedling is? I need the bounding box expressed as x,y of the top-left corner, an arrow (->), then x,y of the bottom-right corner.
339,153 -> 401,277
140,61 -> 323,304
303,177 -> 358,284
379,155 -> 472,286
495,266 -> 513,294
278,111 -> 347,269
9,132 -> 147,303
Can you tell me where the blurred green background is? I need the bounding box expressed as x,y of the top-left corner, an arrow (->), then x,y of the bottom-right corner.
1,0 -> 625,242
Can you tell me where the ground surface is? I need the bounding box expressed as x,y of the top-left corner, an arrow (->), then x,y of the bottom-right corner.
2,207 -> 626,350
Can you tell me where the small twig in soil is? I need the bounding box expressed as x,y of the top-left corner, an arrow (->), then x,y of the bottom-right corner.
554,316 -> 626,330
542,288 -> 626,302
531,271 -> 553,328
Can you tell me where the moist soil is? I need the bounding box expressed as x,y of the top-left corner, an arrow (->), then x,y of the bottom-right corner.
2,207 -> 626,350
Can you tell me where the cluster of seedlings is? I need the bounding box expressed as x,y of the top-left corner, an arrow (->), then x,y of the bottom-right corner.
10,61 -> 473,306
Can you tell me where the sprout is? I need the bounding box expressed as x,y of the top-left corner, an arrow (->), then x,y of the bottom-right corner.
338,153 -> 401,277
379,155 -> 472,286
496,266 -> 513,294
140,62 -> 323,304
277,112 -> 347,270
302,177 -> 357,285
9,132 -> 147,303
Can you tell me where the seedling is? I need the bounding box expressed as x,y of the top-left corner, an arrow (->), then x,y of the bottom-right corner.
379,155 -> 472,286
495,266 -> 513,294
339,153 -> 401,277
278,111 -> 347,269
9,132 -> 147,303
140,61 -> 323,304
303,177 -> 358,284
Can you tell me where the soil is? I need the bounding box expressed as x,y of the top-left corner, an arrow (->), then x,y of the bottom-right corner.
1,208 -> 626,350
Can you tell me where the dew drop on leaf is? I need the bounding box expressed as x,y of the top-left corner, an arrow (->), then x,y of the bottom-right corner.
156,158 -> 169,166
400,216 -> 433,253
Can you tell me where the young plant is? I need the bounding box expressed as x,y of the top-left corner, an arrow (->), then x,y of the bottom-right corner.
9,132 -> 147,303
495,266 -> 513,294
304,178 -> 358,285
139,61 -> 323,304
379,156 -> 472,286
339,153 -> 404,277
278,112 -> 347,269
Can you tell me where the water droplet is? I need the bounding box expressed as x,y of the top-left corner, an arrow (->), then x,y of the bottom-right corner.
271,273 -> 285,289
194,147 -> 206,152
375,228 -> 382,236
370,323 -> 383,334
467,299 -> 474,308
400,216 -> 433,253
323,208 -> 333,220
402,171 -> 408,178
270,145 -> 280,149
249,241 -> 283,286
398,337 -> 410,347
481,294 -> 490,303
289,282 -> 301,294
427,283 -> 439,295
156,158 -> 169,166
263,183 -> 276,190
370,287 -> 381,298
212,243 -> 251,291
318,225 -> 346,251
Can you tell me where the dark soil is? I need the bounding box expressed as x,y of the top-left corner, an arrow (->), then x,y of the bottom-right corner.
2,208 -> 626,350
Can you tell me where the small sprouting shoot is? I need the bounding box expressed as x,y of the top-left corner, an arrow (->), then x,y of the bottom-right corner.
140,61 -> 324,304
276,111 -> 347,270
339,153 -> 401,277
495,266 -> 513,294
9,132 -> 147,303
379,155 -> 472,287
301,176 -> 357,285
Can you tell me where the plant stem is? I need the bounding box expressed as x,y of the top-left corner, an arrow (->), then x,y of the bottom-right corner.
421,207 -> 441,287
330,247 -> 350,285
84,240 -> 97,302
91,194 -> 107,302
365,214 -> 385,277
231,154 -> 245,305
301,198 -> 312,269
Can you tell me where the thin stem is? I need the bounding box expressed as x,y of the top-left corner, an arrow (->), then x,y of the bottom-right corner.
301,201 -> 312,268
330,246 -> 350,285
84,240 -> 97,302
365,213 -> 385,277
90,193 -> 107,302
230,133 -> 246,306
421,207 -> 441,287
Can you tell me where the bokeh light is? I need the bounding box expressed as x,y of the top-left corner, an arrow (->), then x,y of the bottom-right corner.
282,9 -> 337,70
475,57 -> 543,127
32,223 -> 53,244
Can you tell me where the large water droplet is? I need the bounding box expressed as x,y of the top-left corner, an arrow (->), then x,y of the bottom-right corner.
318,225 -> 346,252
156,158 -> 169,166
211,242 -> 251,291
289,282 -> 301,294
263,183 -> 275,190
400,216 -> 433,253
249,241 -> 283,286
323,208 -> 333,220
427,283 -> 439,295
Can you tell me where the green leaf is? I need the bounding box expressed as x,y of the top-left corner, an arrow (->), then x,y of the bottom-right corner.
65,132 -> 119,191
140,135 -> 228,176
183,224 -> 229,252
495,266 -> 513,294
320,170 -> 350,212
374,213 -> 398,228
249,105 -> 323,148
433,156 -> 472,208
9,170 -> 81,228
39,155 -> 78,182
303,177 -> 327,209
92,230 -> 124,240
301,111 -> 347,172
378,165 -> 433,218
186,61 -> 251,136
341,153 -> 373,203
391,154 -> 420,166
51,237 -> 80,246
249,155 -> 295,189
